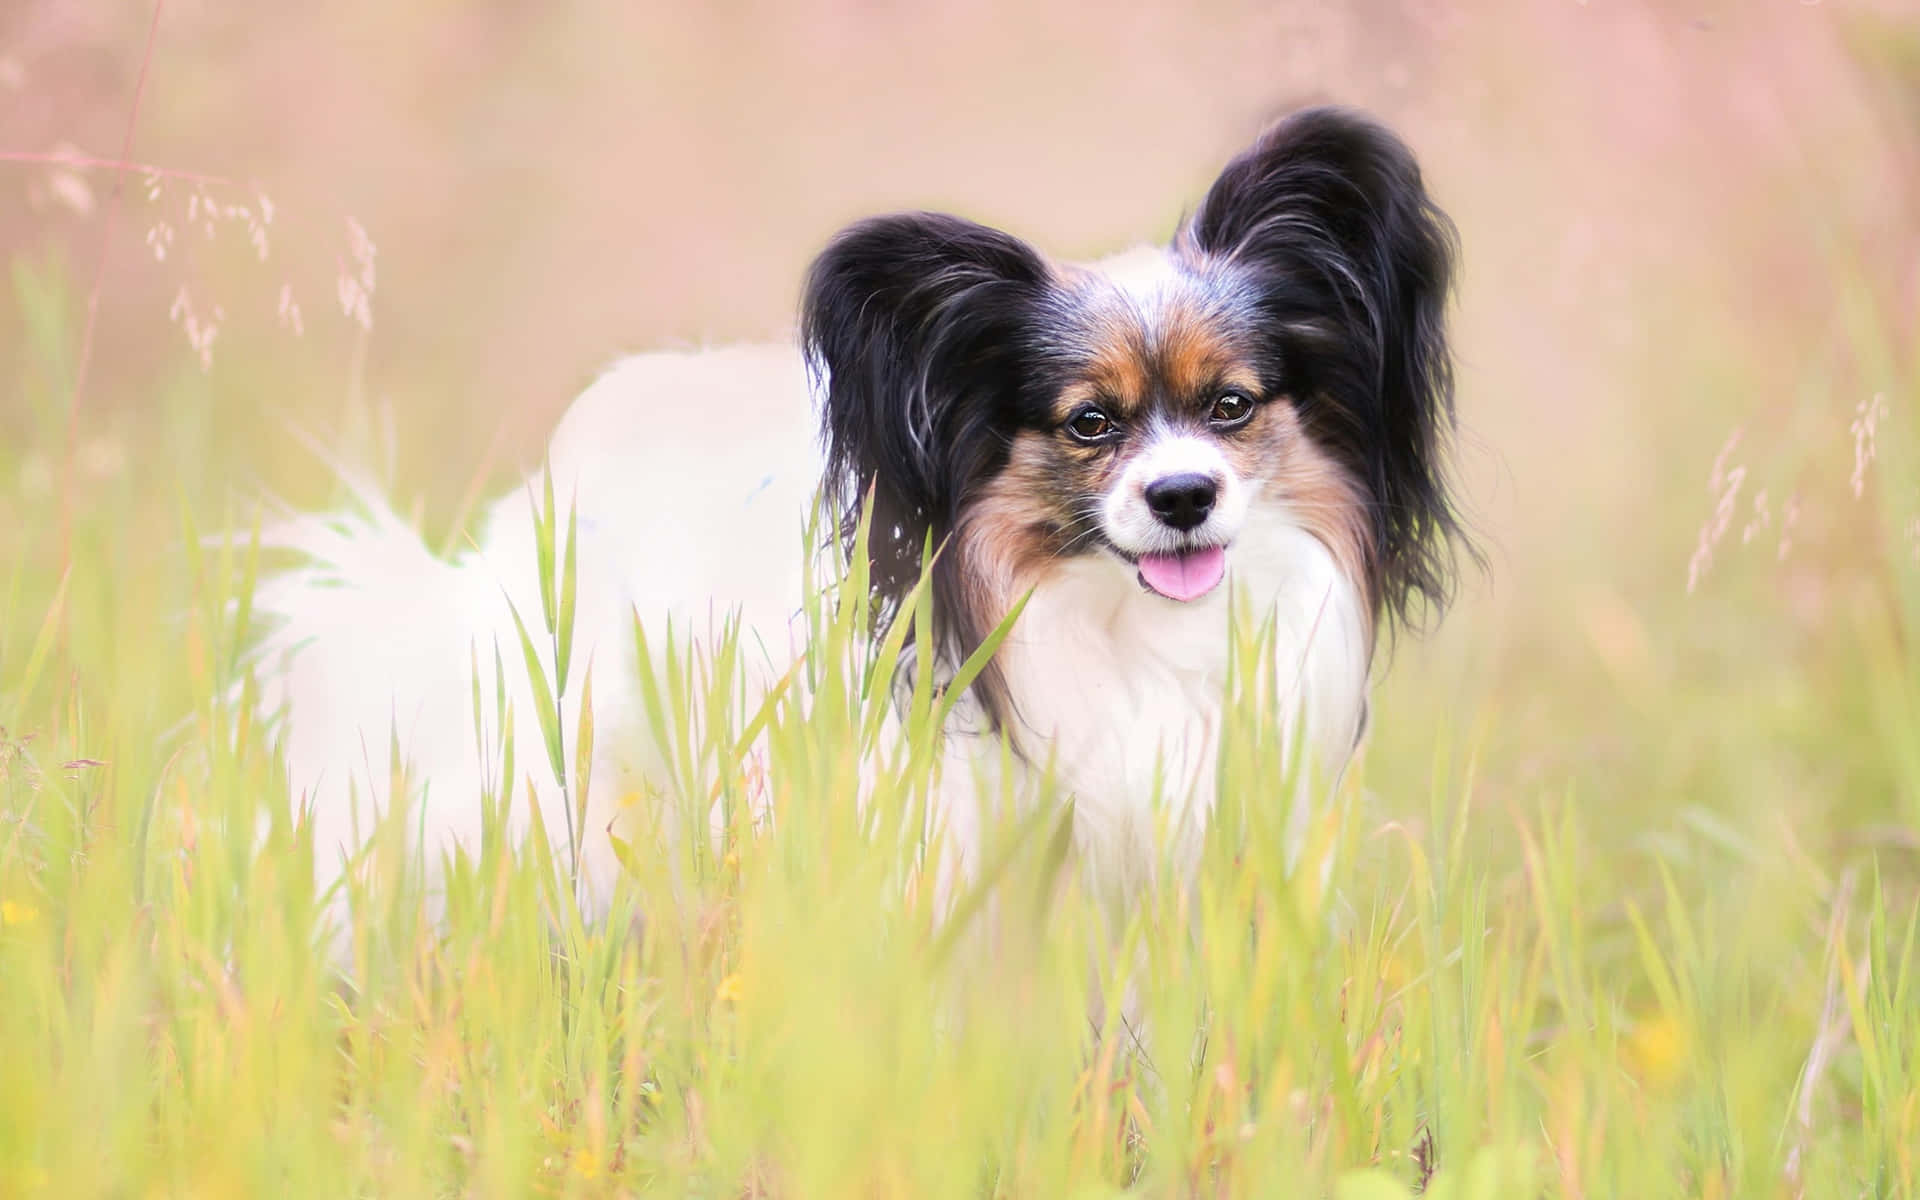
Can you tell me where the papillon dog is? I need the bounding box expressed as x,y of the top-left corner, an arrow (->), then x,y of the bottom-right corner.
253,105 -> 1466,926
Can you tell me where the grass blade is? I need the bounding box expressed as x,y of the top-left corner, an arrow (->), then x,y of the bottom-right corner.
505,594 -> 565,788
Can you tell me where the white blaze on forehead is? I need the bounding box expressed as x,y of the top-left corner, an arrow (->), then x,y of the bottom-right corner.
1078,246 -> 1193,339
1088,246 -> 1185,303
1080,246 -> 1261,334
1129,430 -> 1229,485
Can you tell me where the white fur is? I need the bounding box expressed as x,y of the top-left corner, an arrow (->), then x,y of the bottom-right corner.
253,343 -> 1368,937
982,504 -> 1366,897
1101,429 -> 1252,557
1090,245 -> 1188,314
255,346 -> 819,932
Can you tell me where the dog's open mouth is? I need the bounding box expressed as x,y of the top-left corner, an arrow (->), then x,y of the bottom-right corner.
1136,546 -> 1226,602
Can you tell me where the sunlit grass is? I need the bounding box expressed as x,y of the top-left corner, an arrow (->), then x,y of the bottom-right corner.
3,249 -> 1919,1199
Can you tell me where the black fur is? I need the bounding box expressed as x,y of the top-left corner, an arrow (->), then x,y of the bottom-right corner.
801,212 -> 1053,638
1181,105 -> 1468,628
800,107 -> 1468,730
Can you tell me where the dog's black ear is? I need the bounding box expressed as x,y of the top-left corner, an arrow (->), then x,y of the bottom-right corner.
1183,106 -> 1467,627
802,211 -> 1050,614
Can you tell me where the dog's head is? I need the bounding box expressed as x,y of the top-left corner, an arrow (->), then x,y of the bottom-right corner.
803,106 -> 1466,726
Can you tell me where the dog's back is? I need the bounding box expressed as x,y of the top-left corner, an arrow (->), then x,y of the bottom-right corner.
254,344 -> 822,937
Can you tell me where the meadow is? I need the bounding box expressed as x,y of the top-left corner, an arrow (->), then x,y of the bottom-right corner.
3,2 -> 1919,1196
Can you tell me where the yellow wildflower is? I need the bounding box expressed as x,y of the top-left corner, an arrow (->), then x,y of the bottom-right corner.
1626,1012 -> 1688,1087
1,899 -> 39,927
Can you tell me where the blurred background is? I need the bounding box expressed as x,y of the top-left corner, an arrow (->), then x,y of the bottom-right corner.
3,0 -> 1918,842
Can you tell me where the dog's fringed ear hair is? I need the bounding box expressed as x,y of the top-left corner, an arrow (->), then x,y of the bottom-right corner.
801,212 -> 1050,617
1182,106 -> 1468,628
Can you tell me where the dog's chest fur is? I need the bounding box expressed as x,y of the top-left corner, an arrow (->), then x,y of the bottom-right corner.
947,506 -> 1371,886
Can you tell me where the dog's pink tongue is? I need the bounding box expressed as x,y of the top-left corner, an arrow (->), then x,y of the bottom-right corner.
1137,546 -> 1226,602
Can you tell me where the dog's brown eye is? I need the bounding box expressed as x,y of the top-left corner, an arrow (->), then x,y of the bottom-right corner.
1210,391 -> 1254,426
1065,407 -> 1116,442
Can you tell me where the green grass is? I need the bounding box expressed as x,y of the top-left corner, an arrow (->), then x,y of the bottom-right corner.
3,245 -> 1920,1200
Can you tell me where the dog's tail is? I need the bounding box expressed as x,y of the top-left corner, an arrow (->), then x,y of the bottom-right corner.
247,472 -> 577,929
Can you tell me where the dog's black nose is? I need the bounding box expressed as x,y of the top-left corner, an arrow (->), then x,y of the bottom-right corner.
1144,473 -> 1217,531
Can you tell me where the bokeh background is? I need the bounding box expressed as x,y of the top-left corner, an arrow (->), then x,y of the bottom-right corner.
8,4 -> 1920,1194
5,0 -> 1919,836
